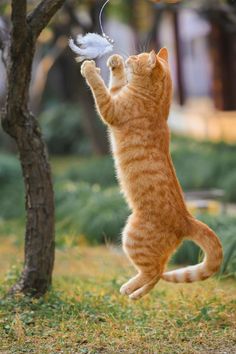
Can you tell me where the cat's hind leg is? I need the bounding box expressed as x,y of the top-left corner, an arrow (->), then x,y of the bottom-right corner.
128,276 -> 160,300
120,273 -> 159,300
120,216 -> 167,300
107,54 -> 127,93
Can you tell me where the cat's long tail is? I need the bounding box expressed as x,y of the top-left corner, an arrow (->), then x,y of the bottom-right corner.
161,219 -> 223,283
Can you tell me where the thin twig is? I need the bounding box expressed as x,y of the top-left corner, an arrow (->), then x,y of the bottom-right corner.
27,0 -> 65,39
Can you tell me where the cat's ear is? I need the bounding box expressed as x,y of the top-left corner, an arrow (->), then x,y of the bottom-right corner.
148,50 -> 157,69
157,47 -> 168,63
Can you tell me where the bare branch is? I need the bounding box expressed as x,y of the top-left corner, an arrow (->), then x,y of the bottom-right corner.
12,0 -> 27,52
27,0 -> 65,40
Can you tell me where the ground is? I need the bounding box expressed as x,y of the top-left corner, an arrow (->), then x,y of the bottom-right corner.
0,238 -> 236,354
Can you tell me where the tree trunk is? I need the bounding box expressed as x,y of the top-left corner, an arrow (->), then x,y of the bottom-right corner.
1,0 -> 65,297
210,21 -> 236,111
173,10 -> 186,106
11,119 -> 55,296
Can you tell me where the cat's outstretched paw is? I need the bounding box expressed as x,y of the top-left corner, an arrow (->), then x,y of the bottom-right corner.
81,60 -> 100,77
107,54 -> 124,70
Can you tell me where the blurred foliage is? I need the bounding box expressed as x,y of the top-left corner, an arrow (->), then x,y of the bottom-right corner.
0,153 -> 21,184
0,154 -> 24,219
0,128 -> 16,153
61,156 -> 116,187
106,0 -> 132,23
173,214 -> 236,278
0,136 -> 236,276
171,136 -> 236,194
222,169 -> 236,203
39,104 -> 92,155
195,0 -> 236,30
55,181 -> 127,245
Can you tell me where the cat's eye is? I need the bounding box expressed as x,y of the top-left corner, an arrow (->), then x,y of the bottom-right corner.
130,55 -> 138,61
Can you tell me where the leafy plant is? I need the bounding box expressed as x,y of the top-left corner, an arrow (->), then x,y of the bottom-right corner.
60,156 -> 116,187
39,104 -> 91,155
55,181 -> 128,245
0,153 -> 21,184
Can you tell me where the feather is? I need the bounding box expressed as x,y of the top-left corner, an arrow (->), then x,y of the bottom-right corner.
69,33 -> 114,62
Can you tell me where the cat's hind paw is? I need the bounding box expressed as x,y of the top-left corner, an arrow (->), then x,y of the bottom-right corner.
120,275 -> 141,296
128,282 -> 156,300
120,283 -> 136,296
120,274 -> 159,300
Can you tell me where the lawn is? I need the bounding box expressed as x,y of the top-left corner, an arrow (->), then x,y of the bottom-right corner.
0,238 -> 236,354
0,144 -> 236,353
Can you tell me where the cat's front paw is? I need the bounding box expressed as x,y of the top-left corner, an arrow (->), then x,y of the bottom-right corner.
107,54 -> 124,70
81,60 -> 100,78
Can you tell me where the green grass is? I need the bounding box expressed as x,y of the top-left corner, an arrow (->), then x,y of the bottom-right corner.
0,146 -> 236,352
0,240 -> 236,353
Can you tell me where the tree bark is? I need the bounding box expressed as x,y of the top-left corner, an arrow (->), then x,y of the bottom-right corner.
1,0 -> 65,297
210,21 -> 236,111
173,10 -> 186,106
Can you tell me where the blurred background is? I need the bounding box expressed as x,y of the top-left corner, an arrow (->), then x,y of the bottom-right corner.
0,0 -> 236,276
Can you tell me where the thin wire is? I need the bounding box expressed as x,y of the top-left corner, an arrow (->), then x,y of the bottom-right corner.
99,0 -> 111,36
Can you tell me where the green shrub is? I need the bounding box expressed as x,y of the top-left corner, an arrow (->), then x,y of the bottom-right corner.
0,128 -> 16,152
171,136 -> 236,202
0,183 -> 24,219
171,240 -> 200,266
61,156 -> 116,187
40,104 -> 92,155
222,169 -> 236,203
0,154 -> 24,219
0,154 -> 21,184
55,181 -> 128,245
0,138 -> 235,277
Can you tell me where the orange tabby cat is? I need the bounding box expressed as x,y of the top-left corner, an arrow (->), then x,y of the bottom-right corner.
80,49 -> 223,300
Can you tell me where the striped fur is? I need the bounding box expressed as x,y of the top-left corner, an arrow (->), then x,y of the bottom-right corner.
81,49 -> 223,300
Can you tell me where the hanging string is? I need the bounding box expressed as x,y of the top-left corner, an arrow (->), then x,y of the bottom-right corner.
99,0 -> 110,36
98,0 -> 114,44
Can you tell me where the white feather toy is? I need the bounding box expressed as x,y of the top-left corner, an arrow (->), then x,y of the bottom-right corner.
69,0 -> 114,62
69,33 -> 113,62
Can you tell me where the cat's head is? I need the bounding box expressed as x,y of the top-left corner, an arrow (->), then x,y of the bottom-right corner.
125,48 -> 170,86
